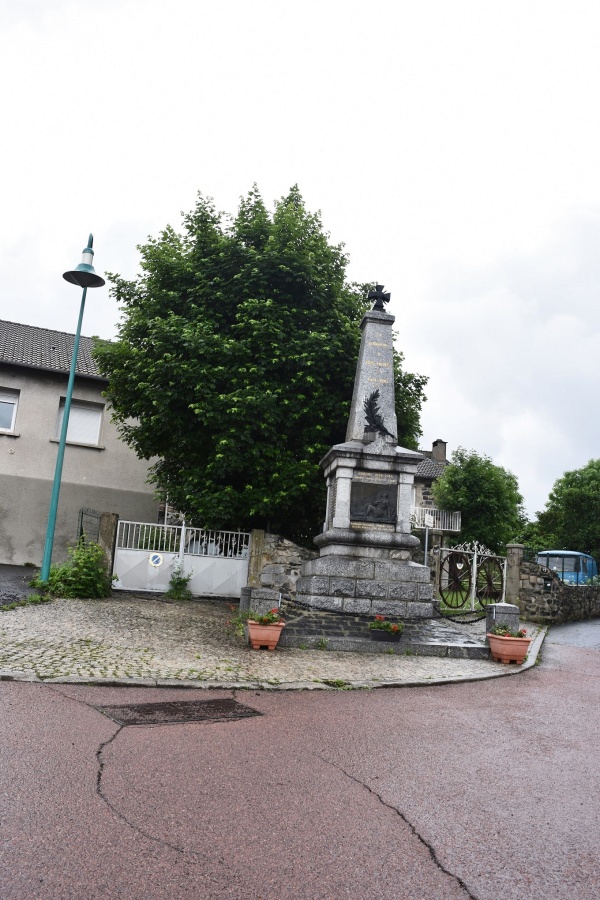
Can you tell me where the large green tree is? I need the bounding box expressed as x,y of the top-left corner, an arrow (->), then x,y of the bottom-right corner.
534,459 -> 600,560
432,447 -> 524,552
94,186 -> 427,543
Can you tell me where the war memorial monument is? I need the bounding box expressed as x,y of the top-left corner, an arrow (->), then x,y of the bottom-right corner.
294,285 -> 434,618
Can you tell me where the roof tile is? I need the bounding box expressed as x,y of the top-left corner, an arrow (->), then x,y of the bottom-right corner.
415,452 -> 447,479
0,319 -> 102,378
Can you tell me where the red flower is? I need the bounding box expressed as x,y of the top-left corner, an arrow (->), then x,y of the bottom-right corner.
374,615 -> 385,621
390,624 -> 399,632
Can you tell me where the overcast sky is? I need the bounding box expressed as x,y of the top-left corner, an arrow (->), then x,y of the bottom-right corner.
2,0 -> 599,519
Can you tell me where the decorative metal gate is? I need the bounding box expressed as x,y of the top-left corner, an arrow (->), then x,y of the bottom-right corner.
438,541 -> 506,610
113,521 -> 251,599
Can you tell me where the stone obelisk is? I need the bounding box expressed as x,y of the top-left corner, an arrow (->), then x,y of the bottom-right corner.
295,286 -> 434,617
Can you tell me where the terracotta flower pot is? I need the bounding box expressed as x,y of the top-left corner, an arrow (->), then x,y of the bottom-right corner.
247,620 -> 285,651
370,630 -> 401,643
487,633 -> 532,665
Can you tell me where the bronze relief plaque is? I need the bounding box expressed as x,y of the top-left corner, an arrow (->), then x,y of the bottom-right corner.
350,482 -> 397,524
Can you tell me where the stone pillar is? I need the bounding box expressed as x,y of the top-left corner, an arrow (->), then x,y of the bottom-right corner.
486,602 -> 521,636
332,467 -> 353,529
506,543 -> 524,605
239,586 -> 281,616
247,529 -> 266,588
324,477 -> 331,532
98,513 -> 119,572
396,474 -> 413,534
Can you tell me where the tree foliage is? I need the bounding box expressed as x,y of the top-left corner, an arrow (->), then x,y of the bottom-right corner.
94,186 -> 427,543
432,447 -> 524,552
534,459 -> 600,560
512,518 -> 557,558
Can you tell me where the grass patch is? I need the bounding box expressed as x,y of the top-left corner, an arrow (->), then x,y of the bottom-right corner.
0,593 -> 52,612
322,679 -> 349,688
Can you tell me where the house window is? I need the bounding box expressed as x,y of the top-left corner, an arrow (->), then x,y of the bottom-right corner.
56,399 -> 103,445
0,388 -> 19,432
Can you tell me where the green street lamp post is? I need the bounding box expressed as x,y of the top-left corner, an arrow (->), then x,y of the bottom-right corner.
39,234 -> 105,582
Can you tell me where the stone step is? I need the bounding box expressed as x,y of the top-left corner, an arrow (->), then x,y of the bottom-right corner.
278,601 -> 490,659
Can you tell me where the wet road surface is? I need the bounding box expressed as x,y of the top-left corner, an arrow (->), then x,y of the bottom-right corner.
1,636 -> 599,899
0,564 -> 37,603
547,618 -> 600,650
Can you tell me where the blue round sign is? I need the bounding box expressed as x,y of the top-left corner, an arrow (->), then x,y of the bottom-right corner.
149,553 -> 163,567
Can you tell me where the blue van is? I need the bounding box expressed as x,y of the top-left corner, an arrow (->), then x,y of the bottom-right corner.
536,550 -> 598,585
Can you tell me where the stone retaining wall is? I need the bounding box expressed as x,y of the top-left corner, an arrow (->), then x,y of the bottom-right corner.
506,543 -> 600,624
247,530 -> 317,599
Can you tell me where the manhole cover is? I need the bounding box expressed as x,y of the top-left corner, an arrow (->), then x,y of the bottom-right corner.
96,698 -> 262,726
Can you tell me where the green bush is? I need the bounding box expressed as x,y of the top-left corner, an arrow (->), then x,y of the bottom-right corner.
31,540 -> 113,599
164,564 -> 193,601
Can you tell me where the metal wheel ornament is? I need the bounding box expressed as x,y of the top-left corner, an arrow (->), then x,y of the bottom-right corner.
439,552 -> 472,608
475,557 -> 504,606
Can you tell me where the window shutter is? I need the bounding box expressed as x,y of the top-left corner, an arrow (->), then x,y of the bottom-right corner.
57,401 -> 103,445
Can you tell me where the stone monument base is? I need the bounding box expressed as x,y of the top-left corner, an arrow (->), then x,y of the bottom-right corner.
295,554 -> 434,618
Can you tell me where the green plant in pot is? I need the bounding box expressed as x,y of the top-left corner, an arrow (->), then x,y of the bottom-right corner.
368,615 -> 404,642
247,607 -> 285,651
487,623 -> 532,665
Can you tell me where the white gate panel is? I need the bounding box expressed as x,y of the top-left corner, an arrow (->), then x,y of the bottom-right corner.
113,551 -> 181,592
112,521 -> 250,599
184,556 -> 248,597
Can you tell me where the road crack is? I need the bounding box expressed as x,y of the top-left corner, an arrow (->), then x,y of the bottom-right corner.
95,725 -> 191,854
317,754 -> 478,899
45,683 -> 230,873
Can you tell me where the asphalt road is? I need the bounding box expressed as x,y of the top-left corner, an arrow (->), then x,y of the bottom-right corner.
546,618 -> 600,650
1,630 -> 599,899
0,564 -> 37,602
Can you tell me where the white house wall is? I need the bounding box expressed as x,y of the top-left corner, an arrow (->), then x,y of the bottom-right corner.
0,364 -> 158,565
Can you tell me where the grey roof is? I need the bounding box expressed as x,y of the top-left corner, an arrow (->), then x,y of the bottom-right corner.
0,319 -> 104,379
415,451 -> 447,480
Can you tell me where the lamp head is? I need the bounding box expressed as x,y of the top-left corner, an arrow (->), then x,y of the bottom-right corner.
63,233 -> 105,289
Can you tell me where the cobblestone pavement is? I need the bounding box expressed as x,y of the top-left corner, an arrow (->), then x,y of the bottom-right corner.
0,595 -> 544,689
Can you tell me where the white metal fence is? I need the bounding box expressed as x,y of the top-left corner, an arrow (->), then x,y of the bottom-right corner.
411,506 -> 461,532
116,521 -> 250,558
113,521 -> 251,598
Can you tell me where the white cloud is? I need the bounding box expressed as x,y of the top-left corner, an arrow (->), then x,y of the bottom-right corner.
1,0 -> 600,519
409,213 -> 600,516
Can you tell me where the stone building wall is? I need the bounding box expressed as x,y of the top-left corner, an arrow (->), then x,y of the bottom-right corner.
247,530 -> 317,599
413,481 -> 436,508
506,543 -> 600,624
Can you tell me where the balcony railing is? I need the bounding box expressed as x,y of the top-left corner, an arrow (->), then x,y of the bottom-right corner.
410,506 -> 461,533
